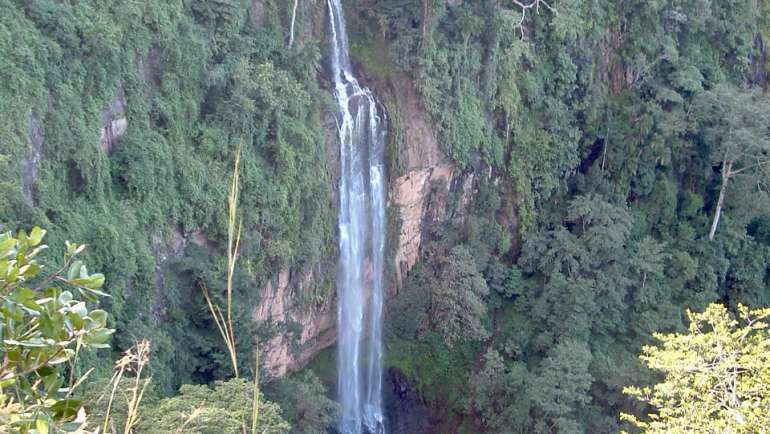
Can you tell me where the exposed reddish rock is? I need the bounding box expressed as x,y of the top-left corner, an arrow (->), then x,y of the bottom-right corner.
391,165 -> 454,286
255,266 -> 336,377
386,77 -> 472,290
250,5 -> 481,377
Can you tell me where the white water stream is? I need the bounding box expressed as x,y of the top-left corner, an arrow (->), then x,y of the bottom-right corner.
327,1 -> 386,433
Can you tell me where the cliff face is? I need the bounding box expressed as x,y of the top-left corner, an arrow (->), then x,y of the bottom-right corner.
255,266 -> 337,377
388,77 -> 466,291
14,0 -> 475,379
254,70 -> 478,378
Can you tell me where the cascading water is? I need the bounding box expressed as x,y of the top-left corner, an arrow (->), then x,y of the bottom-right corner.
327,1 -> 386,433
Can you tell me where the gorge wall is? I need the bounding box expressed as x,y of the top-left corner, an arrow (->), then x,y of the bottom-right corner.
254,54 -> 477,379
7,0 -> 490,386
250,0 -> 482,378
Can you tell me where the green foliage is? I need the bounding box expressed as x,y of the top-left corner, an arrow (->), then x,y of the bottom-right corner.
416,3 -> 504,169
622,303 -> 770,433
529,340 -> 594,434
77,377 -> 158,434
0,0 -> 334,391
4,1 -> 770,433
466,348 -> 530,433
138,378 -> 290,434
693,84 -> 770,238
265,371 -> 339,434
0,227 -> 113,432
385,333 -> 478,414
429,245 -> 490,346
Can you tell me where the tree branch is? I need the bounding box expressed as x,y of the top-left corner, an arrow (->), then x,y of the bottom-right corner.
727,159 -> 770,177
288,0 -> 299,48
511,0 -> 556,39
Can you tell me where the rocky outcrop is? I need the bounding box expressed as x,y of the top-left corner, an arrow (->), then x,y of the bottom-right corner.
386,78 -> 470,290
250,0 -> 265,27
100,88 -> 128,153
391,166 -> 453,285
137,47 -> 161,87
149,228 -> 197,323
21,115 -> 44,205
254,265 -> 336,377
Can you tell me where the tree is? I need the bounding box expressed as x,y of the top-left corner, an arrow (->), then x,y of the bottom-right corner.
0,228 -> 114,432
137,378 -> 290,434
429,245 -> 490,346
466,349 -> 530,432
529,340 -> 594,434
694,85 -> 770,240
267,371 -> 339,434
622,303 -> 770,433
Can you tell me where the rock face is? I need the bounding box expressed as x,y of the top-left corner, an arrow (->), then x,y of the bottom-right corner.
21,115 -> 44,205
250,0 -> 265,27
251,53 -> 481,380
252,74 -> 472,377
387,78 -> 467,290
391,166 -> 453,286
100,88 -> 128,153
254,266 -> 336,377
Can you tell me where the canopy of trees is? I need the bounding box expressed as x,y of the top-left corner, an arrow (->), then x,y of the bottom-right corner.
622,303 -> 770,433
1,0 -> 770,433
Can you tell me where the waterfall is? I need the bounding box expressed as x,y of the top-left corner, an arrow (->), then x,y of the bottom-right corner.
327,1 -> 386,433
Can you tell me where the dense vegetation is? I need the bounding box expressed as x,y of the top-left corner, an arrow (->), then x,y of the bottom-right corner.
2,0 -> 770,433
621,304 -> 770,433
353,0 -> 770,432
0,0 -> 334,393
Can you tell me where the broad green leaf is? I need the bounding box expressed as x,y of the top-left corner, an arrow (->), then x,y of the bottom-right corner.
58,291 -> 73,305
50,399 -> 82,419
35,366 -> 55,377
81,287 -> 110,298
0,237 -> 16,257
4,338 -> 47,348
28,227 -> 45,247
89,309 -> 107,328
87,273 -> 105,289
36,417 -> 49,434
15,287 -> 37,302
66,261 -> 83,281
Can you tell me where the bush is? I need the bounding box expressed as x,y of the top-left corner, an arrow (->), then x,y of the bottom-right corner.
0,227 -> 113,432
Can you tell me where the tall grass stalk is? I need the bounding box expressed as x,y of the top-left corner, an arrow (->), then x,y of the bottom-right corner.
202,149 -> 263,434
101,340 -> 151,434
201,148 -> 242,377
251,349 -> 260,434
